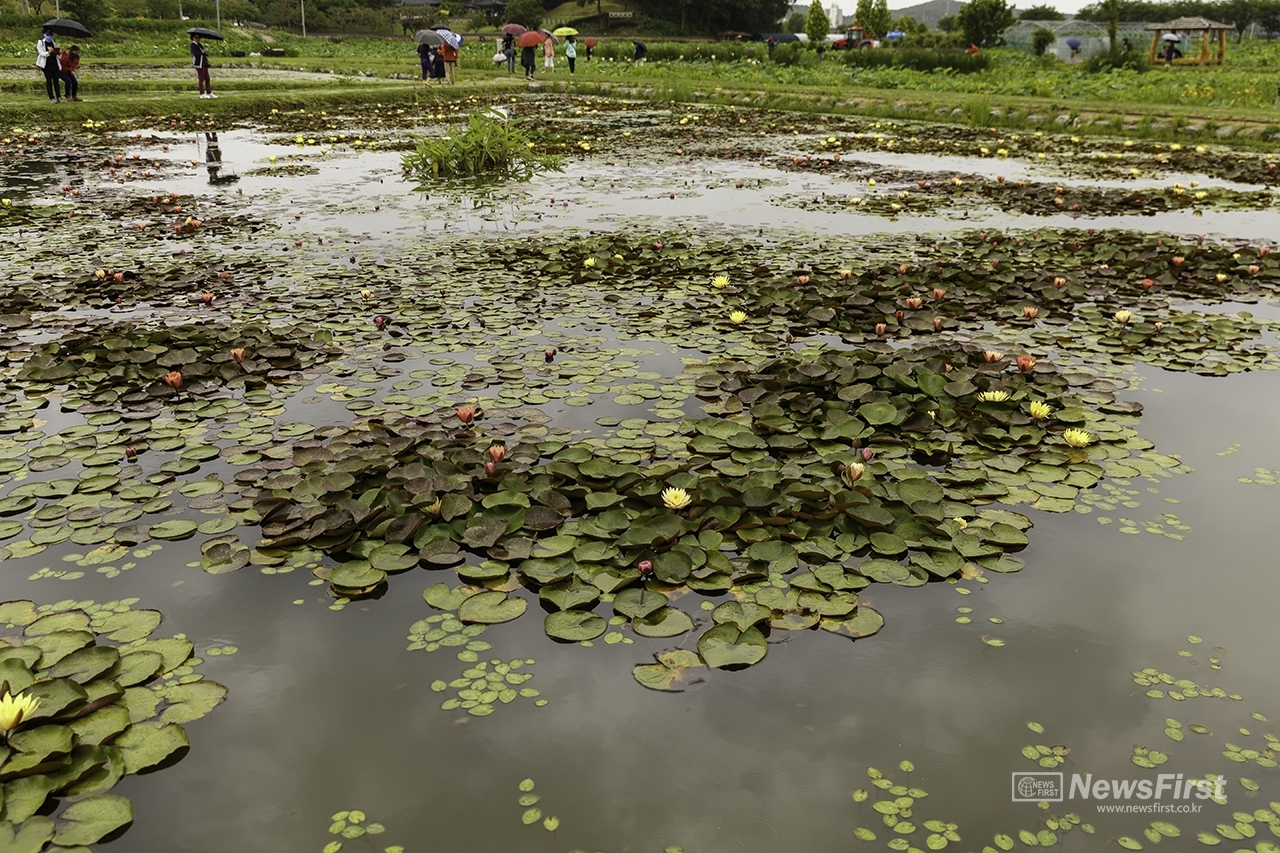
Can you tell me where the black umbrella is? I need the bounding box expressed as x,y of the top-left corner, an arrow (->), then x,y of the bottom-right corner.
186,27 -> 224,40
43,18 -> 91,38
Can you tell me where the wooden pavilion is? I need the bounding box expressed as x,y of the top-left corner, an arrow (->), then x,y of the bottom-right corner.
1145,16 -> 1233,66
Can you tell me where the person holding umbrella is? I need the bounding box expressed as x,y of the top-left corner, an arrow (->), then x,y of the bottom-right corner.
517,31 -> 542,80
584,37 -> 595,61
191,33 -> 215,98
37,27 -> 62,103
502,31 -> 516,74
633,40 -> 646,65
564,36 -> 577,74
543,34 -> 555,72
440,37 -> 459,85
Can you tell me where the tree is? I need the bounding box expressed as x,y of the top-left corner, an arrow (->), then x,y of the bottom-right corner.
1031,26 -> 1056,53
1101,0 -> 1120,51
1259,0 -> 1280,36
504,0 -> 542,28
894,14 -> 928,34
956,0 -> 1014,46
1220,0 -> 1257,40
784,10 -> 807,31
854,0 -> 891,37
805,1 -> 831,44
937,14 -> 958,31
1019,4 -> 1066,19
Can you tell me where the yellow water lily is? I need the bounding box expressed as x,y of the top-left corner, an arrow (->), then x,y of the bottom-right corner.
661,487 -> 692,509
583,257 -> 597,268
841,461 -> 865,487
0,691 -> 40,732
423,497 -> 443,517
712,274 -> 729,289
1114,310 -> 1133,324
729,310 -> 747,324
977,390 -> 1010,403
1028,401 -> 1052,420
1063,428 -> 1094,448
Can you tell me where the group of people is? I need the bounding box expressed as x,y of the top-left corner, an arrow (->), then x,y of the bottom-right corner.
35,28 -> 82,103
417,39 -> 460,85
498,33 -> 595,81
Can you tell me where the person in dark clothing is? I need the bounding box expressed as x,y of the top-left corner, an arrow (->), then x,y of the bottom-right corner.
1121,37 -> 1132,54
191,35 -> 215,98
60,45 -> 81,101
417,41 -> 432,79
633,41 -> 647,64
585,41 -> 593,60
503,32 -> 516,73
521,45 -> 535,79
37,29 -> 62,103
430,47 -> 446,83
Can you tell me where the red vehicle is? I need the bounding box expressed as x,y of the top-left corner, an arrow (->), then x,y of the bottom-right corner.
831,27 -> 870,49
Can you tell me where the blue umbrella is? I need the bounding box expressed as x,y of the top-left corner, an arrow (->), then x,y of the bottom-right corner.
1066,37 -> 1081,49
435,29 -> 463,49
886,29 -> 905,40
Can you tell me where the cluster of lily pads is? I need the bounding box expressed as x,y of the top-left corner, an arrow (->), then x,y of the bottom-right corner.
0,598 -> 225,851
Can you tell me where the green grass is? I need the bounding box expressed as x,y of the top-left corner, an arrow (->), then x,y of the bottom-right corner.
0,21 -> 1276,151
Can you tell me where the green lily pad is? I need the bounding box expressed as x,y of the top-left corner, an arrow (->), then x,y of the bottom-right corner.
697,624 -> 767,669
544,611 -> 607,642
458,592 -> 527,624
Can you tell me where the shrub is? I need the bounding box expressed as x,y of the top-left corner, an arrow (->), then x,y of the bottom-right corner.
843,47 -> 991,73
402,114 -> 562,182
1031,27 -> 1055,56
1083,47 -> 1148,73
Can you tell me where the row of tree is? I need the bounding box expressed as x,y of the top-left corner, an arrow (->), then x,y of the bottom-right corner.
1076,0 -> 1280,38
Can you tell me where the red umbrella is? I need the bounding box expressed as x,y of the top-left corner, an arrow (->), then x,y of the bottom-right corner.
502,23 -> 526,35
584,37 -> 597,48
516,31 -> 546,48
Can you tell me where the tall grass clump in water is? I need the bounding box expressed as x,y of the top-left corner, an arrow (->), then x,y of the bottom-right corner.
965,97 -> 994,127
402,113 -> 562,181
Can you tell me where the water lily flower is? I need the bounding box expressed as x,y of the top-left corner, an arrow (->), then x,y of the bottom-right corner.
932,288 -> 946,300
200,292 -> 214,305
933,317 -> 943,331
1215,272 -> 1228,282
1022,306 -> 1039,320
905,297 -> 923,309
1063,428 -> 1094,448
360,289 -> 372,299
544,348 -> 555,362
944,364 -> 953,373
1114,310 -> 1133,325
955,517 -> 968,529
583,257 -> 597,268
1028,401 -> 1052,420
796,275 -> 810,285
424,497 -> 443,517
488,446 -> 506,464
1016,355 -> 1036,373
875,323 -> 887,336
230,348 -> 246,363
1053,277 -> 1067,289
0,691 -> 40,733
1260,247 -> 1271,258
861,447 -> 875,462
841,461 -> 865,486
456,405 -> 477,425
712,274 -> 729,288
729,310 -> 747,324
661,487 -> 692,509
982,351 -> 1005,363
162,371 -> 182,389
1172,256 -> 1185,267
839,269 -> 853,280
374,315 -> 389,329
897,264 -> 909,274
977,390 -> 1010,403
1154,322 -> 1164,332
1141,278 -> 1155,290
485,461 -> 496,475
637,559 -> 654,577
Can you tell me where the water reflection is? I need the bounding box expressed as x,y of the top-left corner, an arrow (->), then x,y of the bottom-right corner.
203,132 -> 239,186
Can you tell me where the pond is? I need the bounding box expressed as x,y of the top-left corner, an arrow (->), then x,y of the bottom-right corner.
1,94 -> 1279,853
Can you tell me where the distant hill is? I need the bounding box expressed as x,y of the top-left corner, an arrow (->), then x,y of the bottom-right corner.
890,0 -> 967,28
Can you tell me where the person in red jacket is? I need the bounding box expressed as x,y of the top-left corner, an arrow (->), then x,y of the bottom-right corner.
60,45 -> 82,102
440,42 -> 459,85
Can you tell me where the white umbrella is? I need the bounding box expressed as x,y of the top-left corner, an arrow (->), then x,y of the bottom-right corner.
1162,33 -> 1180,41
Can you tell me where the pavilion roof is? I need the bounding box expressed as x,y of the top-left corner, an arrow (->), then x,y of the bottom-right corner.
1143,16 -> 1233,31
